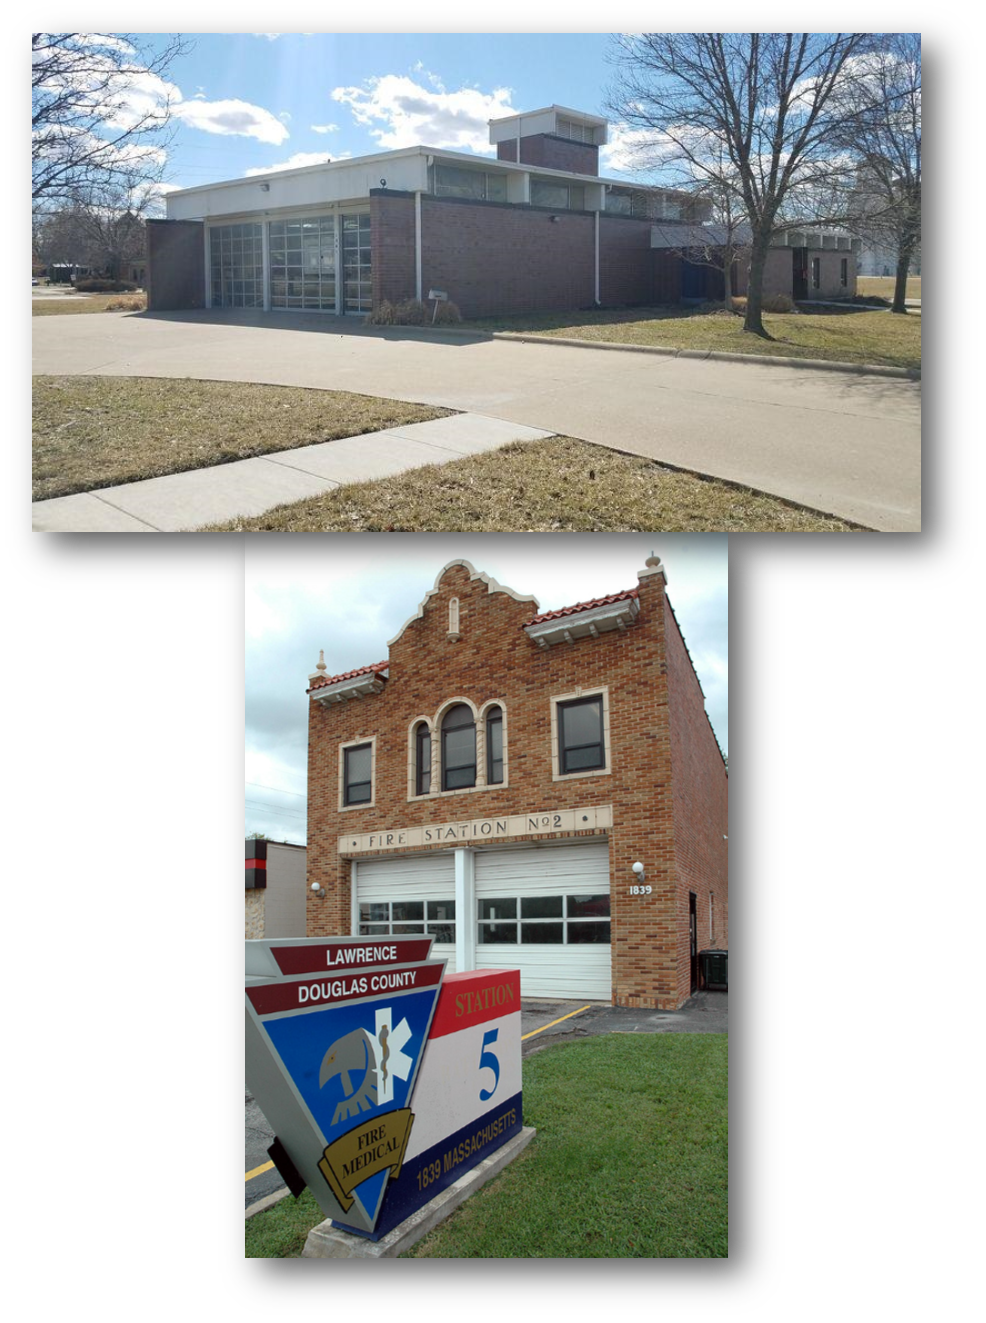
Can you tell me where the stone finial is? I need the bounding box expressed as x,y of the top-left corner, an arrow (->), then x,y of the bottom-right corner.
638,551 -> 667,584
316,650 -> 327,673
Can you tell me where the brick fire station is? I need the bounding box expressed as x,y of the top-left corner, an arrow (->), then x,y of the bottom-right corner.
304,555 -> 727,1011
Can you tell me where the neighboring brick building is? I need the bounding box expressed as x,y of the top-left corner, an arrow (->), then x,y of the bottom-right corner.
304,556 -> 727,1010
152,102 -> 854,316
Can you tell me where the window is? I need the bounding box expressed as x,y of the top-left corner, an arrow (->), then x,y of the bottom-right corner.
558,696 -> 605,775
812,257 -> 821,290
359,899 -> 455,942
478,894 -> 610,944
556,119 -> 595,145
415,723 -> 432,797
269,215 -> 336,311
344,743 -> 372,805
840,258 -> 848,287
486,706 -> 503,785
359,900 -> 423,935
531,178 -> 586,211
209,223 -> 263,308
433,164 -> 507,202
442,704 -> 476,790
605,188 -> 650,218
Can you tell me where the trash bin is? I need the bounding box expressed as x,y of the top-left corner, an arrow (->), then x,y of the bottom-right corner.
699,949 -> 728,990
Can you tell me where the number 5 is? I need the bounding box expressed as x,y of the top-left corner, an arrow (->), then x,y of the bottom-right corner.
478,1028 -> 500,1101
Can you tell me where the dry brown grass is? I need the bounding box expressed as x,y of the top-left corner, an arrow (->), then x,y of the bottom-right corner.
32,375 -> 451,500
205,436 -> 863,534
32,292 -> 146,316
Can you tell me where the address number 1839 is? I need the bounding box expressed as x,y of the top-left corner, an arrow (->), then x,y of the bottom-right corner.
629,884 -> 652,896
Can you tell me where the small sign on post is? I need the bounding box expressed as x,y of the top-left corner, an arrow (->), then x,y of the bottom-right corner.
427,288 -> 448,323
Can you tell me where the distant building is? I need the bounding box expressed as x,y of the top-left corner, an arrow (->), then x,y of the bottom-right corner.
245,838 -> 307,939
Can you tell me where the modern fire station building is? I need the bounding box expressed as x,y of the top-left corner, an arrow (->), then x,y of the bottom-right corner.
304,556 -> 727,1010
149,102 -> 855,318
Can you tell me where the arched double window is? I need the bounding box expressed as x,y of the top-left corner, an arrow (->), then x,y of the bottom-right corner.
411,702 -> 506,798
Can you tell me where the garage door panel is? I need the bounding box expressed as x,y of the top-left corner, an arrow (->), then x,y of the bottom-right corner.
356,854 -> 457,974
475,841 -> 611,1000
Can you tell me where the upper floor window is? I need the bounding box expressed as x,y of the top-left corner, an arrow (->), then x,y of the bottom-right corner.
415,722 -> 432,797
486,706 -> 503,785
531,178 -> 586,211
344,742 -> 373,805
558,696 -> 605,775
433,163 -> 507,203
556,119 -> 596,145
442,704 -> 477,790
605,188 -> 650,218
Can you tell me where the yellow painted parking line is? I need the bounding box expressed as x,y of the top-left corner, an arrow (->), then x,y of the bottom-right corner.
521,1005 -> 591,1040
245,1160 -> 275,1182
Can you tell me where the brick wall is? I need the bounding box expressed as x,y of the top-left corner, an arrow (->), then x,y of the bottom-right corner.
496,134 -> 600,176
664,597 -> 729,1005
371,193 -> 660,318
418,197 -> 596,318
145,219 -> 205,311
306,561 -> 723,1010
598,215 -> 657,306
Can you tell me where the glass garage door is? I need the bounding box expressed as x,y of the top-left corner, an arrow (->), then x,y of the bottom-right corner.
269,216 -> 336,311
209,223 -> 263,308
342,212 -> 372,313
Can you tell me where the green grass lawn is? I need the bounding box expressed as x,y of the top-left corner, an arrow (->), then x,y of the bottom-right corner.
465,304 -> 920,371
31,376 -> 450,501
857,275 -> 921,301
246,1034 -> 728,1259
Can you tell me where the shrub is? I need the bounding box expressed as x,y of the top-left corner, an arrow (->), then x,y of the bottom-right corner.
103,295 -> 146,312
431,300 -> 462,325
366,300 -> 397,325
392,298 -> 428,325
75,278 -> 139,293
762,293 -> 795,313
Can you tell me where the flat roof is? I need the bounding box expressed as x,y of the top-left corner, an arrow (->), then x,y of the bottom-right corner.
488,104 -> 608,127
166,142 -> 699,203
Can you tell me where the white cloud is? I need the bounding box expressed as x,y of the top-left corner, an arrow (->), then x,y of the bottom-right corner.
331,74 -> 516,155
310,123 -> 339,134
174,98 -> 290,145
244,150 -> 351,176
601,123 -> 674,176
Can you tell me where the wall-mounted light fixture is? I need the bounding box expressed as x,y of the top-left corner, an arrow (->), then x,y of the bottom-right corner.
549,214 -> 559,223
310,881 -> 326,900
380,178 -> 387,187
260,182 -> 270,192
631,861 -> 646,882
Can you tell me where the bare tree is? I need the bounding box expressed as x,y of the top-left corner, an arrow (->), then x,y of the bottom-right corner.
608,33 -> 870,337
835,34 -> 921,314
32,33 -> 189,209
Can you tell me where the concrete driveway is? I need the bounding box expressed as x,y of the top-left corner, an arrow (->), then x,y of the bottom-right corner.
32,309 -> 922,531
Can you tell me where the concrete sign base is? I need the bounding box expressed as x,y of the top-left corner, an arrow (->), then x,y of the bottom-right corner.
302,1126 -> 536,1258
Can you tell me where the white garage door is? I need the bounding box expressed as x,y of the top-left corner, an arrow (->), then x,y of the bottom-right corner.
474,841 -> 611,1000
354,853 -> 457,973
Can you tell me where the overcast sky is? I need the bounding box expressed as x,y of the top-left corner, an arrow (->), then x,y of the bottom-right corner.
245,533 -> 727,844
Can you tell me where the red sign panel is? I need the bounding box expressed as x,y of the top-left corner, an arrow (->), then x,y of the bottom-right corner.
247,960 -> 444,1017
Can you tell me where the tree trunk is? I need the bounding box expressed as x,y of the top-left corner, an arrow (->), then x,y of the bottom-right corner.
743,239 -> 772,338
891,246 -> 912,315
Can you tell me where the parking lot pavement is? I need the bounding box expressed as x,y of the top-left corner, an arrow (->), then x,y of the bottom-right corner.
520,991 -> 728,1053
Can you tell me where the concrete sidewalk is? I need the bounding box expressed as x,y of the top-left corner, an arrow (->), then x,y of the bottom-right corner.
32,309 -> 922,530
32,413 -> 554,532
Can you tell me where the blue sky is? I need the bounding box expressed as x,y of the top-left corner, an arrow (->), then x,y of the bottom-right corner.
130,33 -> 637,193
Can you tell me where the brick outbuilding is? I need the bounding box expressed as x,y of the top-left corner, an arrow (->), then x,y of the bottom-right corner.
305,556 -> 727,1011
